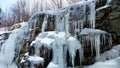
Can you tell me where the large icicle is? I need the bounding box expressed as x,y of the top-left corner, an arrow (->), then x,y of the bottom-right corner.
95,34 -> 101,61
0,22 -> 28,68
52,32 -> 66,68
67,37 -> 83,67
89,0 -> 96,29
80,28 -> 108,61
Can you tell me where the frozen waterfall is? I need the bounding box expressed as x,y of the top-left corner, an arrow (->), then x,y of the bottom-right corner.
0,0 -> 116,68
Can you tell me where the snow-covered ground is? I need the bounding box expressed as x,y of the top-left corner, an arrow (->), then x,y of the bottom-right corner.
87,57 -> 120,68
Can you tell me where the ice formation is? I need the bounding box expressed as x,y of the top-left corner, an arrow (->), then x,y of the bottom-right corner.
0,22 -> 28,68
0,0 -> 116,68
27,1 -> 99,67
30,31 -> 83,68
67,37 -> 83,67
80,28 -> 110,61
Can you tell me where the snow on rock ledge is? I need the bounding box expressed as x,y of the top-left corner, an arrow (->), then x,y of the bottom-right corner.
80,28 -> 107,35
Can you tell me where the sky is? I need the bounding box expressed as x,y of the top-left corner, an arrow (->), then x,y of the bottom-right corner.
0,0 -> 68,12
0,0 -> 16,11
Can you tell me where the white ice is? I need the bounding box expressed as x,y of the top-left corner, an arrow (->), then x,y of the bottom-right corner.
67,37 -> 83,67
28,55 -> 44,64
47,62 -> 60,68
99,45 -> 120,61
0,22 -> 28,68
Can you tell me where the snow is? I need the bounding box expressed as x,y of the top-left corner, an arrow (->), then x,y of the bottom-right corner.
99,45 -> 120,61
41,37 -> 54,46
0,31 -> 11,35
80,28 -> 107,35
47,62 -> 60,68
96,0 -> 118,11
31,31 -> 56,50
87,57 -> 120,68
45,10 -> 58,15
20,53 -> 44,68
96,5 -> 110,11
28,55 -> 44,64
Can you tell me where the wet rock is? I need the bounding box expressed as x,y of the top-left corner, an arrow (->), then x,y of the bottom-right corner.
109,12 -> 120,19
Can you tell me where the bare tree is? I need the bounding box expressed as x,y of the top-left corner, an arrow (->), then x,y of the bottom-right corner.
0,0 -> 83,27
11,0 -> 30,24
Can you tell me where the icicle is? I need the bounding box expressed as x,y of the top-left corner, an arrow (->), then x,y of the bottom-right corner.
65,11 -> 70,34
79,45 -> 84,66
89,0 -> 96,29
67,37 -> 83,67
108,34 -> 112,48
74,21 -> 77,38
90,35 -> 94,56
102,34 -> 106,46
95,34 -> 101,61
63,44 -> 68,67
55,11 -> 66,32
55,15 -> 59,32
41,15 -> 48,33
80,20 -> 84,32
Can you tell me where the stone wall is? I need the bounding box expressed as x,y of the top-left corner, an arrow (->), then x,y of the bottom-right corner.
96,0 -> 120,44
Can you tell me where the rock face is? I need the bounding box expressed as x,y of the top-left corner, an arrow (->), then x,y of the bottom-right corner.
96,0 -> 120,44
